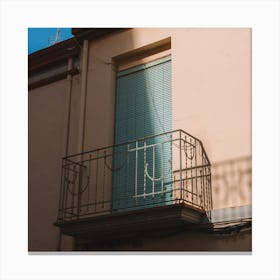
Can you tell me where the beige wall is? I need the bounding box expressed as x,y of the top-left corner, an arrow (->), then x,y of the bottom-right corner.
29,75 -> 81,251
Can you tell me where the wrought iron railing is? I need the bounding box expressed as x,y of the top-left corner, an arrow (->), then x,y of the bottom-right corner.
57,130 -> 212,222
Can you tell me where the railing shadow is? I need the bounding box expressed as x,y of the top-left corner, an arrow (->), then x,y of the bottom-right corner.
211,156 -> 251,209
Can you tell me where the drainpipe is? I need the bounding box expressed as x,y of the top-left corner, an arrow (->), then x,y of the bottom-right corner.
57,57 -> 74,251
76,39 -> 89,250
78,39 -> 89,154
65,58 -> 74,156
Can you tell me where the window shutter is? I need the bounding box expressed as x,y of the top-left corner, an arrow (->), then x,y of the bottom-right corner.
113,56 -> 172,211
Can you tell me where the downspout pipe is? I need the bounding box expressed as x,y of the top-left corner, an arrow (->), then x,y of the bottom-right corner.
57,56 -> 74,251
65,57 -> 73,156
75,39 -> 89,250
79,39 -> 89,154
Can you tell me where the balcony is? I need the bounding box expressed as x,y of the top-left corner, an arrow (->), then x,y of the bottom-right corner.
55,130 -> 212,245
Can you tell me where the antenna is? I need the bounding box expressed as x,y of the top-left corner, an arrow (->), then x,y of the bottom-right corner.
48,28 -> 62,46
54,28 -> 61,44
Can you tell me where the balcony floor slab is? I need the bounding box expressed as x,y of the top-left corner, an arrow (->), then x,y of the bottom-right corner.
55,203 -> 211,244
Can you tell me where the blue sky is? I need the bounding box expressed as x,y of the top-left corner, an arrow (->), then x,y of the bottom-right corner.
28,28 -> 73,54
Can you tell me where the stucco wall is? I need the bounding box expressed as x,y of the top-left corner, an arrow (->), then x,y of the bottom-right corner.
172,29 -> 251,162
28,75 -> 81,251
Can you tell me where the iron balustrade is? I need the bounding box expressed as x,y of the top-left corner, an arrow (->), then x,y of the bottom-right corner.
57,130 -> 212,222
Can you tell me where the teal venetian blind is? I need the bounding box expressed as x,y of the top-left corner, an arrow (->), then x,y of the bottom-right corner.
113,56 -> 172,212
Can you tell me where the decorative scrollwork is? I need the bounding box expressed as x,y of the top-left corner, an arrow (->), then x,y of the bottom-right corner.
65,165 -> 90,196
144,159 -> 172,183
104,150 -> 128,172
65,167 -> 78,186
144,163 -> 163,182
184,141 -> 195,160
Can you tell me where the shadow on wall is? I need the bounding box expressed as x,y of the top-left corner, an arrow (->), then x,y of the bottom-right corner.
211,156 -> 252,209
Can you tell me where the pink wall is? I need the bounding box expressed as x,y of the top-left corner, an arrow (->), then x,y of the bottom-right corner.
172,29 -> 251,163
83,28 -> 251,162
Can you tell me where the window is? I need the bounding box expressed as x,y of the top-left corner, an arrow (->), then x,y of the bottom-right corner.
113,56 -> 173,211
